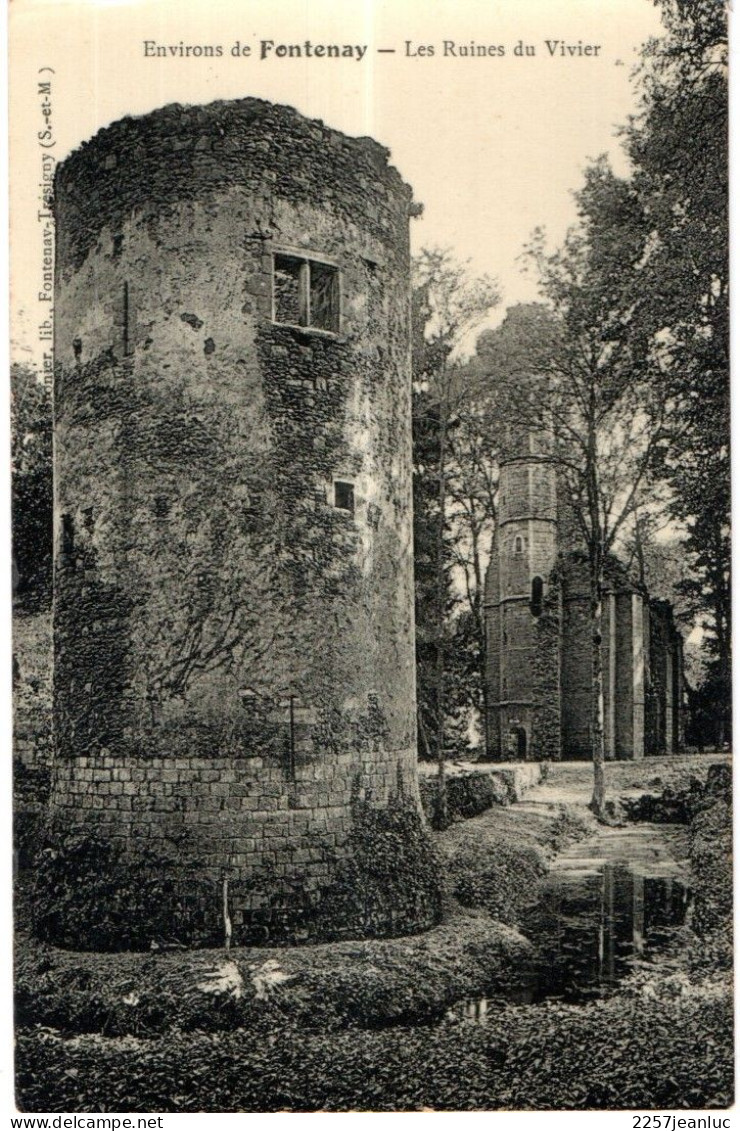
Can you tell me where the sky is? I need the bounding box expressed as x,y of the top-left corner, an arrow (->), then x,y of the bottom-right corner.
9,0 -> 665,369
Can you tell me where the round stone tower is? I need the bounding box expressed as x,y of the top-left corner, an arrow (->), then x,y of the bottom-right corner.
51,99 -> 432,944
484,427 -> 562,760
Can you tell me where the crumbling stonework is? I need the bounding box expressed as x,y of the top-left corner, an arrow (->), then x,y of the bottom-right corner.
51,98 -> 434,943
647,599 -> 684,756
484,432 -> 684,762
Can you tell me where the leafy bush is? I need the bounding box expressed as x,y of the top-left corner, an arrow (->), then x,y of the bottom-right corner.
317,794 -> 444,940
14,809 -> 48,871
546,805 -> 592,853
15,989 -> 733,1112
620,777 -> 704,823
15,911 -> 531,1038
689,796 -> 732,946
419,771 -> 511,830
448,840 -> 546,926
29,792 -> 442,951
620,768 -> 732,971
31,830 -> 219,952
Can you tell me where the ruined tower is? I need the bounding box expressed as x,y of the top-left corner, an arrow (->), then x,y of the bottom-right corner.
51,99 -> 434,944
484,427 -> 684,763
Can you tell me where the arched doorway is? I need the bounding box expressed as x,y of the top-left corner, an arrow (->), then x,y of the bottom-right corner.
508,725 -> 528,760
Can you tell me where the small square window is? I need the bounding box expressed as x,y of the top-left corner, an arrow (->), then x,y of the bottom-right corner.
334,481 -> 355,514
273,254 -> 340,333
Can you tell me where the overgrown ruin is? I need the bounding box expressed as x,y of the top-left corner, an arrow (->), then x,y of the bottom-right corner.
484,428 -> 684,761
50,98 -> 439,945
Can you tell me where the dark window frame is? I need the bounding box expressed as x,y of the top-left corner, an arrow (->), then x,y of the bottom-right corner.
531,575 -> 544,617
272,252 -> 341,334
333,479 -> 355,515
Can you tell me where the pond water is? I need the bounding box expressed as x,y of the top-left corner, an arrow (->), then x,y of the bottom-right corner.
522,863 -> 690,1002
453,857 -> 691,1019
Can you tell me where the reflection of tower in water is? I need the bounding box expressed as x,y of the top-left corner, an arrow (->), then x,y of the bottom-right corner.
529,864 -> 690,1001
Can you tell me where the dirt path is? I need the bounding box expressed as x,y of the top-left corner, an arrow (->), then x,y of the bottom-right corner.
549,822 -> 689,880
510,754 -> 728,881
521,751 -> 730,808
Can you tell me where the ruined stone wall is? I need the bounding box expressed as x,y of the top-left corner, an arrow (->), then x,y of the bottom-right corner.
615,592 -> 646,759
559,553 -> 592,760
51,99 -> 428,942
648,605 -> 668,754
674,635 -> 685,750
603,591 -> 617,759
648,600 -> 685,756
485,444 -> 560,759
530,568 -> 562,761
484,443 -> 684,765
483,555 -> 501,758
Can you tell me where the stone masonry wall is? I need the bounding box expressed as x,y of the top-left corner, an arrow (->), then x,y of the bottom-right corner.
484,439 -> 684,764
560,553 -> 592,759
615,592 -> 645,759
648,600 -> 684,756
484,448 -> 560,760
483,552 -> 501,758
51,100 -> 429,942
531,567 -> 562,760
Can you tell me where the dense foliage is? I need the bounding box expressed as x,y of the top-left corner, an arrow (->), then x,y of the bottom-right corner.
31,829 -> 219,952
16,989 -> 732,1112
450,841 -> 545,927
11,364 -> 52,610
419,769 -> 511,828
317,793 -> 444,940
15,911 -> 529,1038
460,0 -> 729,782
622,0 -> 729,742
16,764 -> 732,1113
412,249 -> 500,764
688,787 -> 732,951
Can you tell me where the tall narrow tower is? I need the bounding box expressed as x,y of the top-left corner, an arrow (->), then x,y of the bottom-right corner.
484,428 -> 562,760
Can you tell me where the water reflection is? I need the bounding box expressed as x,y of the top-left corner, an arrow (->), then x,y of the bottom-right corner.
525,864 -> 690,1003
452,863 -> 690,1019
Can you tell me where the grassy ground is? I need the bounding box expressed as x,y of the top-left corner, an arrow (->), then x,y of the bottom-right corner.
16,988 -> 733,1112
534,752 -> 731,804
15,909 -> 532,1036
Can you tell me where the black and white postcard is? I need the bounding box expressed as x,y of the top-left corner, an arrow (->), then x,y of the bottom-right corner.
8,0 -> 733,1118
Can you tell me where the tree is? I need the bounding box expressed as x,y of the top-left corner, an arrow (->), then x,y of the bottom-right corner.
477,165 -> 675,812
412,248 -> 500,822
11,364 -> 53,609
445,402 -> 501,729
475,0 -> 729,797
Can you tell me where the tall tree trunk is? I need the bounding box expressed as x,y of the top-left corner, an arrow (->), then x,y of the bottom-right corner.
586,406 -> 606,816
590,580 -> 606,815
634,510 -> 647,587
711,542 -> 731,748
417,707 -> 432,760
